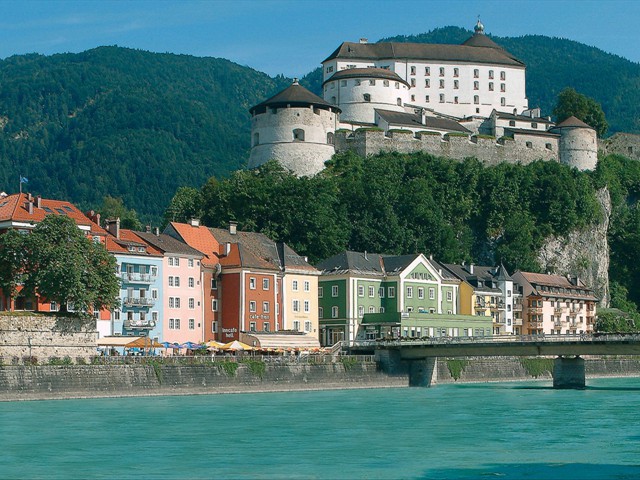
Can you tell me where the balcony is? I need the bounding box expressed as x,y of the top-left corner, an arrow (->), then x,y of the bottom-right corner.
513,318 -> 523,326
587,316 -> 595,325
528,320 -> 543,328
123,296 -> 155,307
513,302 -> 523,312
528,307 -> 543,314
554,307 -> 564,315
124,319 -> 157,330
121,272 -> 156,284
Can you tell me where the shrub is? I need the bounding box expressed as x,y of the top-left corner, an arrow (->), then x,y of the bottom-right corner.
446,359 -> 469,380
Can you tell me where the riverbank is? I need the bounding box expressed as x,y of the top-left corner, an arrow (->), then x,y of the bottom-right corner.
2,356 -> 640,401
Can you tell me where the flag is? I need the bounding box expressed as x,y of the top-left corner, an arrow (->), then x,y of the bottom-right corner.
19,176 -> 28,184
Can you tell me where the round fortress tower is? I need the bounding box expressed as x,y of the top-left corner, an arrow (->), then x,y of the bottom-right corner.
551,116 -> 598,171
322,68 -> 410,125
248,79 -> 340,177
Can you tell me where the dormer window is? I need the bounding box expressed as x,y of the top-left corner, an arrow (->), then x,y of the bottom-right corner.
138,247 -> 145,253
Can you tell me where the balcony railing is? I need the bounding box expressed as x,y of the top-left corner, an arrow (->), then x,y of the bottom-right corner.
554,307 -> 564,314
123,296 -> 155,307
121,272 -> 156,284
124,319 -> 157,330
513,318 -> 523,326
528,320 -> 543,328
528,307 -> 543,314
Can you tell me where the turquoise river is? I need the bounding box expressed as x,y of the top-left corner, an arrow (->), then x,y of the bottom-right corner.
2,377 -> 640,479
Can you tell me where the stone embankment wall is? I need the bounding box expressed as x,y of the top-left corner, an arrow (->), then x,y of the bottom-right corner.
601,132 -> 640,161
335,129 -> 558,165
0,361 -> 406,401
0,314 -> 97,363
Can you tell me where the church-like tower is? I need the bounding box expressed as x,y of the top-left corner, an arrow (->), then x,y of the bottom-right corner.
248,79 -> 341,177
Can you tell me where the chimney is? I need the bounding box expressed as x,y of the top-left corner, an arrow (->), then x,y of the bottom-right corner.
190,218 -> 200,227
359,38 -> 368,44
36,196 -> 41,209
155,227 -> 160,236
106,218 -> 120,239
146,225 -> 152,233
27,193 -> 33,202
229,221 -> 237,235
469,264 -> 474,274
225,242 -> 231,256
364,250 -> 368,260
26,200 -> 33,215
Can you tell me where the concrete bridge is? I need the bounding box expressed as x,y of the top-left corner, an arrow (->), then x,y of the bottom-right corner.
351,334 -> 640,389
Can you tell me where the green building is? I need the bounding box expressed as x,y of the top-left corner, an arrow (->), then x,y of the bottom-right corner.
316,251 -> 492,346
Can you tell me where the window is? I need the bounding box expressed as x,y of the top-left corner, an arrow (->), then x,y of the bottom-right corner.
174,258 -> 180,266
474,95 -> 479,105
424,67 -> 430,76
169,318 -> 175,329
410,78 -> 416,87
250,322 -> 257,332
293,300 -> 300,312
526,141 -> 533,148
249,277 -> 256,289
188,259 -> 194,268
319,287 -> 324,298
327,132 -> 334,145
188,277 -> 194,288
355,79 -> 361,86
168,257 -> 174,266
305,321 -> 312,332
439,67 -> 445,76
319,307 -> 324,319
395,82 -> 399,89
211,278 -> 218,290
397,98 -> 402,106
453,68 -> 459,77
263,322 -> 270,332
411,94 -> 415,102
418,287 -> 424,299
500,71 -> 506,80
501,97 -> 506,106
189,319 -> 195,330
175,318 -> 181,329
249,301 -> 256,313
304,300 -> 310,313
379,307 -> 385,313
174,277 -> 180,287
383,80 -> 389,87
50,301 -> 58,312
489,70 -> 494,79
378,287 -> 385,298
531,122 -> 538,129
293,320 -> 300,331
262,278 -> 270,290
488,82 -> 493,91
454,96 -> 458,104
474,69 -> 479,78
358,286 -> 364,297
292,280 -> 299,291
425,79 -> 430,88
189,298 -> 194,309
293,128 -> 305,141
407,286 -> 413,298
368,286 -> 375,297
429,288 -> 435,300
168,276 -> 174,287
332,285 -> 339,297
410,66 -> 416,75
369,306 -> 375,313
369,79 -> 376,86
363,93 -> 371,102
546,143 -> 553,150
474,81 -> 479,90
152,311 -> 158,322
388,286 -> 395,298
212,299 -> 218,312
453,80 -> 459,89
439,94 -> 444,103
500,83 -> 506,92
340,79 -> 347,87
509,120 -> 516,127
332,306 -> 339,318
439,79 -> 444,89
358,306 -> 364,318
175,298 -> 180,308
447,291 -> 452,301
263,301 -> 270,313
425,95 -> 430,103
212,321 -> 218,333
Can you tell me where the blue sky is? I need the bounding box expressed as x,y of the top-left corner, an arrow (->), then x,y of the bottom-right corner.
0,0 -> 638,77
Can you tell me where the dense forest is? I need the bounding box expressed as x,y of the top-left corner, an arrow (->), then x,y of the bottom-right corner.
0,27 -> 639,221
163,152 -> 640,317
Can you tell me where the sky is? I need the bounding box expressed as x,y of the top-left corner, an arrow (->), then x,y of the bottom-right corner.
0,0 -> 638,78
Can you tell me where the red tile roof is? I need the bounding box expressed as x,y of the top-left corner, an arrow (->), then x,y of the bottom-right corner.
106,229 -> 163,256
167,222 -> 220,268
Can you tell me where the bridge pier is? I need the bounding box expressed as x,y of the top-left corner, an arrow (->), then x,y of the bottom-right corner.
408,358 -> 437,387
553,356 -> 585,389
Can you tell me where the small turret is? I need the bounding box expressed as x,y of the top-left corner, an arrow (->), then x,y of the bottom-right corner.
551,116 -> 598,171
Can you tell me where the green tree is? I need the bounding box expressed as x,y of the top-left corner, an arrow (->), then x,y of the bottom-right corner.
98,196 -> 142,230
22,215 -> 120,315
162,186 -> 203,227
553,87 -> 608,137
0,229 -> 28,309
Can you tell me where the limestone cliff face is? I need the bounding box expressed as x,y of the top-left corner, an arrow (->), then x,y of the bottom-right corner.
537,187 -> 611,306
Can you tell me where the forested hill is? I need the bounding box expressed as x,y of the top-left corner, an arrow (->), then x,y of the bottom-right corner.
302,26 -> 640,134
0,46 -> 289,219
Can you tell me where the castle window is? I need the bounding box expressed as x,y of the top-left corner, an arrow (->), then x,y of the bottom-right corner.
363,93 -> 371,102
369,79 -> 376,86
331,96 -> 336,104
326,66 -> 333,73
439,67 -> 445,76
340,80 -> 347,87
425,67 -> 430,76
293,129 -> 305,141
397,98 -> 402,106
330,82 -> 335,89
410,78 -> 416,87
474,81 -> 479,90
509,120 -> 516,127
531,122 -> 538,129
383,80 -> 389,87
327,132 -> 334,145
395,82 -> 399,89
526,141 -> 533,148
439,94 -> 445,103
439,79 -> 444,89
355,79 -> 361,86
453,80 -> 459,89
488,82 -> 494,91
489,70 -> 494,79
474,95 -> 479,104
271,107 -> 277,114
629,146 -> 634,155
454,96 -> 458,104
411,94 -> 415,102
410,66 -> 416,75
501,97 -> 506,106
500,71 -> 506,80
501,83 -> 506,92
253,132 -> 259,146
425,95 -> 430,103
474,69 -> 479,78
453,68 -> 459,77
546,143 -> 553,150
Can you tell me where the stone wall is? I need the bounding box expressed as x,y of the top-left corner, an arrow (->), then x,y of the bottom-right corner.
601,132 -> 640,161
0,314 -> 97,363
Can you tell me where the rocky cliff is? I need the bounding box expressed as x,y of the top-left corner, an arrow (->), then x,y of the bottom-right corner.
537,187 -> 611,306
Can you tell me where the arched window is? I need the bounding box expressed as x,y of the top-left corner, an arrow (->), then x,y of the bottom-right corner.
253,132 -> 259,146
327,132 -> 334,145
474,95 -> 479,105
293,129 -> 305,141
363,93 -> 371,102
397,98 -> 402,106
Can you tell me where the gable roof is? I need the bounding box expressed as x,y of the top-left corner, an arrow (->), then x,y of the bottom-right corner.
442,263 -> 508,293
376,109 -> 471,133
166,222 -> 220,268
515,271 -> 597,301
135,232 -> 204,257
106,229 -> 163,257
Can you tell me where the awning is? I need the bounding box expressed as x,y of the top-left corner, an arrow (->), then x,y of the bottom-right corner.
125,337 -> 164,348
97,336 -> 144,347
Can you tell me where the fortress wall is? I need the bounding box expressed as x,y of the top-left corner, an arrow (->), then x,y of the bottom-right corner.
336,130 -> 559,165
602,132 -> 640,161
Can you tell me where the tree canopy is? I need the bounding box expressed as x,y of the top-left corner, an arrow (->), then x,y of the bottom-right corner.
552,87 -> 608,137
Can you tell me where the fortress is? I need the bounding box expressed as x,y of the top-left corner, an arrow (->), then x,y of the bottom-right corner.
249,21 -> 603,176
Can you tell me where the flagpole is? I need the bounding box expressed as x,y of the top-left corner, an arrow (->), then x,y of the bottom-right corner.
19,174 -> 22,194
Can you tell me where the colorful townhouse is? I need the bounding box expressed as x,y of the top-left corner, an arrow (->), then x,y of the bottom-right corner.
512,271 -> 598,335
165,220 -> 221,343
0,192 -> 108,313
136,231 -> 205,345
103,219 -> 163,340
442,263 -> 521,335
316,251 -> 491,346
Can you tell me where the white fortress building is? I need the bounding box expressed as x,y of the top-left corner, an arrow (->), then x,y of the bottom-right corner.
249,21 -> 599,176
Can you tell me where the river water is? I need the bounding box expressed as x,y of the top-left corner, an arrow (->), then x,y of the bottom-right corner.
1,377 -> 640,479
